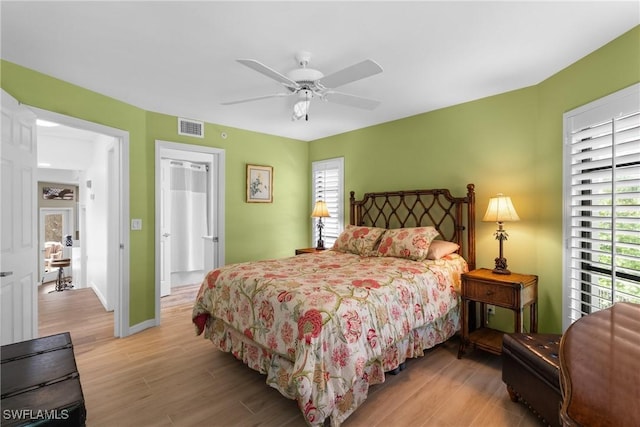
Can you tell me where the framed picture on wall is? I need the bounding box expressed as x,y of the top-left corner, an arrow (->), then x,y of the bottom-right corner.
42,186 -> 74,200
246,164 -> 273,203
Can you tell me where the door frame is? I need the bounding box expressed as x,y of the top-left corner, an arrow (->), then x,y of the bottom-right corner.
159,157 -> 173,298
154,140 -> 225,325
29,106 -> 131,338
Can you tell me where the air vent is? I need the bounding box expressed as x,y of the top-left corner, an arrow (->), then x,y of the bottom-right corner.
178,118 -> 204,138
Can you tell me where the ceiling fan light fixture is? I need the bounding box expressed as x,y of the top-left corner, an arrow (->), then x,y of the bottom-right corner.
292,90 -> 312,121
292,101 -> 309,120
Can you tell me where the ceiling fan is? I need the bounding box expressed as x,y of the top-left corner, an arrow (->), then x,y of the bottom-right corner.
221,51 -> 383,121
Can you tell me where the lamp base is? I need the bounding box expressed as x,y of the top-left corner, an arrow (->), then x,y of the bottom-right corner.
316,239 -> 325,250
492,257 -> 511,275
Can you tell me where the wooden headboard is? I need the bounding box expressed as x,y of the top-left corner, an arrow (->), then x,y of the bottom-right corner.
349,183 -> 476,270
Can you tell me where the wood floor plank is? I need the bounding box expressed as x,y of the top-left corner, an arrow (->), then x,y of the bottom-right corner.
38,283 -> 546,427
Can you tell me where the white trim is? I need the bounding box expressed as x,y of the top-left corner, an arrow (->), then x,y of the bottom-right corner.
154,140 -> 225,326
128,318 -> 157,335
27,106 -> 131,337
90,283 -> 108,309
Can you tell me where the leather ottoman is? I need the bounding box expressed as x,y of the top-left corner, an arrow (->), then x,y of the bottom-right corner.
502,333 -> 561,427
1,332 -> 86,427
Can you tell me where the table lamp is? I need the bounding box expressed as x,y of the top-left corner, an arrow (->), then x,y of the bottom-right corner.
311,200 -> 330,249
482,193 -> 520,275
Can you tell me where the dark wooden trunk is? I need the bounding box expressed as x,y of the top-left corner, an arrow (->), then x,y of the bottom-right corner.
1,332 -> 86,427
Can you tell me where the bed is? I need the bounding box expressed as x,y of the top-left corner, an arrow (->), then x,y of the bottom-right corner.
192,184 -> 476,426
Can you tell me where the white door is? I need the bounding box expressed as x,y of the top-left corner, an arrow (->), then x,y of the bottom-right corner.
1,90 -> 38,345
160,159 -> 172,297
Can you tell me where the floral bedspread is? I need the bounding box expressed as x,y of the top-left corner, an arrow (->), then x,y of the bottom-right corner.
192,250 -> 468,426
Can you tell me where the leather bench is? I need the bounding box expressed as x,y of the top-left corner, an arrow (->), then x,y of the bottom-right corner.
1,332 -> 86,427
502,333 -> 561,427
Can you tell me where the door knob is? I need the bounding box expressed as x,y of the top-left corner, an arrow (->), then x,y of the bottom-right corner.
0,271 -> 14,277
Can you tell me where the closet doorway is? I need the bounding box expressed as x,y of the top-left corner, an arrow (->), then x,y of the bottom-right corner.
154,140 -> 225,325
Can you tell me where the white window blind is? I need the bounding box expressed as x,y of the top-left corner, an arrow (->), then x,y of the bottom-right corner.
312,158 -> 344,248
563,83 -> 640,330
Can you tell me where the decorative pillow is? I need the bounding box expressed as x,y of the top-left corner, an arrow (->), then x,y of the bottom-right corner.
376,227 -> 439,261
426,240 -> 460,260
332,225 -> 386,256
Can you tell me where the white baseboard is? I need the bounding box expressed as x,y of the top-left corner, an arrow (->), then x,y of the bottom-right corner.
88,282 -> 156,337
128,318 -> 156,335
90,283 -> 109,311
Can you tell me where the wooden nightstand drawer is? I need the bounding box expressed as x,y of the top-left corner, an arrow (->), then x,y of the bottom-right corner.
464,279 -> 515,307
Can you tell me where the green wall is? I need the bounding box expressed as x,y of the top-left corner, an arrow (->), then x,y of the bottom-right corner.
310,25 -> 640,333
532,25 -> 640,330
1,61 -> 309,326
2,25 -> 637,332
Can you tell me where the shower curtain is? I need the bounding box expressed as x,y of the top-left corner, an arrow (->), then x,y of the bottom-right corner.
170,161 -> 208,272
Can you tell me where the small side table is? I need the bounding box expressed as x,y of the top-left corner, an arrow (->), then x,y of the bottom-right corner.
295,247 -> 327,255
458,268 -> 538,358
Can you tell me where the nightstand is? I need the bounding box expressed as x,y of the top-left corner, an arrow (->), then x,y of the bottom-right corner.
457,268 -> 538,358
295,247 -> 327,255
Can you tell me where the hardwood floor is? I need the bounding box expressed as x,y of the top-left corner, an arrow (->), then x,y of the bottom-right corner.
38,283 -> 545,427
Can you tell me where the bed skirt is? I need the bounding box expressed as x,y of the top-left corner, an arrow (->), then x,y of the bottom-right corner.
202,305 -> 460,426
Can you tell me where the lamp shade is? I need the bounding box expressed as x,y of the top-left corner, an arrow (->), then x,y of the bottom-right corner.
482,194 -> 520,222
311,200 -> 330,218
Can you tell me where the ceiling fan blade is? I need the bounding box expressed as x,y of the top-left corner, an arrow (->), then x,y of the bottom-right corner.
318,59 -> 383,89
237,59 -> 299,88
221,93 -> 292,105
324,91 -> 381,110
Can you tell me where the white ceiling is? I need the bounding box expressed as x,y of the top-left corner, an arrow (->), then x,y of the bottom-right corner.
2,1 -> 638,142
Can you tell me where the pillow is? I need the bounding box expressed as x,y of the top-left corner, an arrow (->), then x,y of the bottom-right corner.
426,240 -> 460,260
376,227 -> 439,261
332,225 -> 386,256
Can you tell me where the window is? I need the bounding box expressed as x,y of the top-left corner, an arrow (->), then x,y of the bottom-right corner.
562,83 -> 640,331
311,157 -> 344,248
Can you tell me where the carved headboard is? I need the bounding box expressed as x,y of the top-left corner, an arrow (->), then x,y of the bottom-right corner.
349,183 -> 476,270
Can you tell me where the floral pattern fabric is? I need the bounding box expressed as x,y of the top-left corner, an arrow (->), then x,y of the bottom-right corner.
192,250 -> 468,426
376,226 -> 440,261
331,224 -> 386,256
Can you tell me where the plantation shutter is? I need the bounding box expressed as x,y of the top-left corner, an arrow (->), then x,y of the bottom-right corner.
312,158 -> 344,248
563,83 -> 640,330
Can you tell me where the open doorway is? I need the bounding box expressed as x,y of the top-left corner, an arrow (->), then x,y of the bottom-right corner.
31,106 -> 130,338
154,140 -> 225,325
39,207 -> 74,284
